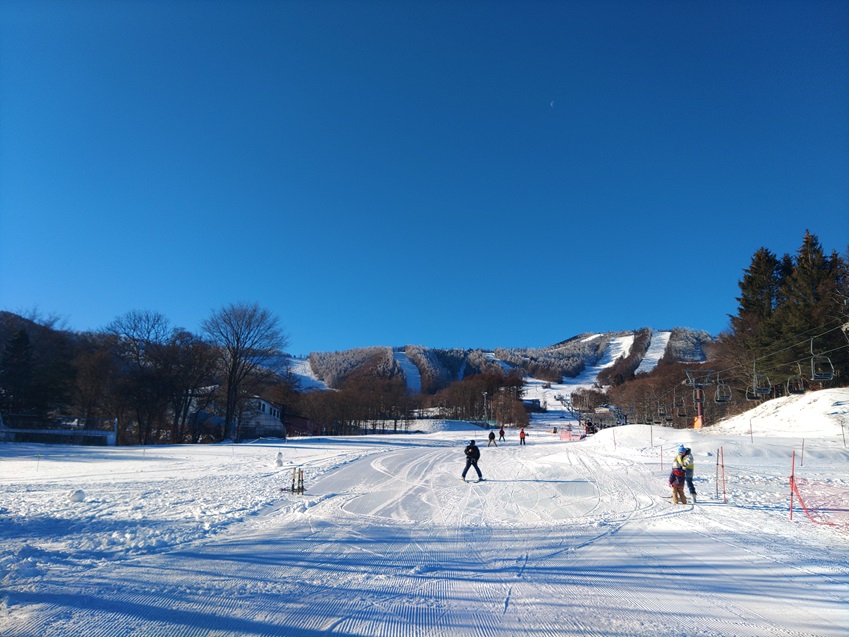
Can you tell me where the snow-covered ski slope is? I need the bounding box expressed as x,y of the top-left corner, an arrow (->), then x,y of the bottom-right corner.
634,329 -> 671,374
286,356 -> 328,391
393,350 -> 422,394
524,333 -> 635,413
291,328 -> 690,395
2,389 -> 847,636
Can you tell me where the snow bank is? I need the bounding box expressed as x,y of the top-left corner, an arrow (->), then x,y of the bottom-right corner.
707,388 -> 849,438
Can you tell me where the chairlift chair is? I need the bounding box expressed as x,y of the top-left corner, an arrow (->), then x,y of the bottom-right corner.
714,382 -> 732,403
810,338 -> 835,382
751,362 -> 771,396
675,395 -> 687,417
753,373 -> 772,395
811,356 -> 834,382
745,385 -> 760,401
786,363 -> 805,395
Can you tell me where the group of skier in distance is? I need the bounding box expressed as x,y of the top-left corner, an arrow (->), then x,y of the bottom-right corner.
460,426 -> 527,483
460,427 -> 697,504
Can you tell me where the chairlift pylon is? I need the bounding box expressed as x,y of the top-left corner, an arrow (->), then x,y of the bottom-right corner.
693,388 -> 703,404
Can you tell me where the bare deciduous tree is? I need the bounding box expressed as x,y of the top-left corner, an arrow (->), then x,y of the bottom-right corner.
106,310 -> 174,444
202,302 -> 288,440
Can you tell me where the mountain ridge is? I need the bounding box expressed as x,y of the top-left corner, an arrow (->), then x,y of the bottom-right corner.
286,327 -> 714,394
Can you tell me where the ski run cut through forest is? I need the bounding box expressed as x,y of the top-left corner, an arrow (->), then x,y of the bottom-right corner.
1,383 -> 848,636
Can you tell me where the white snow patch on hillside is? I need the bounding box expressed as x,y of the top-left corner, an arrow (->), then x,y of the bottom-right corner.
634,330 -> 671,375
287,356 -> 328,391
486,351 -> 513,373
394,351 -> 422,394
525,333 -> 636,412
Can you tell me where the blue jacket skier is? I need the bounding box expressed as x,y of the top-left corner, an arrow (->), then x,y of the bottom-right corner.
461,440 -> 484,481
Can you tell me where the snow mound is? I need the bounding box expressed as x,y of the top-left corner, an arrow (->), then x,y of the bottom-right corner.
707,388 -> 849,438
67,489 -> 86,502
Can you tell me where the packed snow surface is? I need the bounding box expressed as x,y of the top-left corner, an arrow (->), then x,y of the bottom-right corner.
2,389 -> 848,636
286,356 -> 328,391
394,350 -> 422,394
634,329 -> 671,375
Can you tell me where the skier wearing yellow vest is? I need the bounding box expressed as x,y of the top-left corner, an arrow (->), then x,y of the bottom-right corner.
673,445 -> 696,503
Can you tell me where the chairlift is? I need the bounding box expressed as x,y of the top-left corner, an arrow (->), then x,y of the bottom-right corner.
745,385 -> 761,401
657,402 -> 667,418
786,363 -> 805,395
751,363 -> 771,396
809,339 -> 834,381
714,381 -> 733,403
675,394 -> 687,417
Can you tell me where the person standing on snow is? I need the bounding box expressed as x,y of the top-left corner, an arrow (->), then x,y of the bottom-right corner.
669,467 -> 687,504
487,430 -> 497,447
461,440 -> 484,481
498,427 -> 506,443
519,428 -> 527,445
673,445 -> 696,502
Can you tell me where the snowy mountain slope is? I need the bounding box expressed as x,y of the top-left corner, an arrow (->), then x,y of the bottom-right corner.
289,327 -> 711,395
634,329 -> 671,374
286,356 -> 328,391
393,350 -> 422,394
2,389 -> 847,636
523,333 -> 636,412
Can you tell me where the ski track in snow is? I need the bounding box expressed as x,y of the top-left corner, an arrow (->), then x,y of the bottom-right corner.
1,390 -> 849,636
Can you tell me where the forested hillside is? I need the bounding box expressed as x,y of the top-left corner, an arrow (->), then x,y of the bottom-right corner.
300,328 -> 714,395
1,231 -> 846,443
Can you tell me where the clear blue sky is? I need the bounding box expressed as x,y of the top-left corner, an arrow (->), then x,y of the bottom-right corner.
1,1 -> 847,355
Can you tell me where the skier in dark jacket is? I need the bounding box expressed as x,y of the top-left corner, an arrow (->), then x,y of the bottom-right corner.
669,468 -> 687,504
461,440 -> 484,482
487,430 -> 497,447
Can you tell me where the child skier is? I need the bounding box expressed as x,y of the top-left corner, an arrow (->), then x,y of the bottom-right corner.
669,468 -> 687,504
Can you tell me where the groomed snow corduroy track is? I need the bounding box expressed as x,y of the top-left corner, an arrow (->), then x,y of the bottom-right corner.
3,416 -> 848,637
